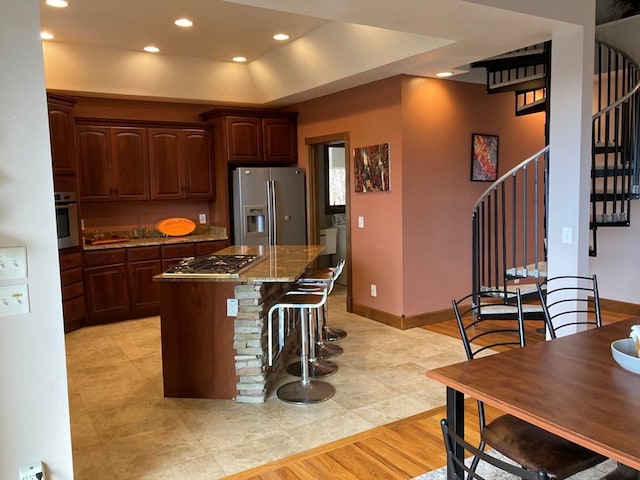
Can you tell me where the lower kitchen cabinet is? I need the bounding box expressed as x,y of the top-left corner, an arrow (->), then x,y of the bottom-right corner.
127,246 -> 163,317
84,249 -> 130,324
83,240 -> 228,325
59,248 -> 85,332
161,243 -> 196,271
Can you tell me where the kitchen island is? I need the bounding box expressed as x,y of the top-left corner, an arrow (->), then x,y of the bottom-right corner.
153,245 -> 324,403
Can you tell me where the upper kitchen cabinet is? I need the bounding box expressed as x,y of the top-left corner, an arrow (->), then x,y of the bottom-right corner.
200,108 -> 298,164
76,123 -> 150,202
47,94 -> 78,175
149,127 -> 215,200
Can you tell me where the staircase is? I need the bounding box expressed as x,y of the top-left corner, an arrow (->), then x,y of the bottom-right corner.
471,39 -> 640,300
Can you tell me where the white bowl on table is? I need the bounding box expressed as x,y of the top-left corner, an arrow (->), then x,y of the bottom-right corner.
611,338 -> 640,374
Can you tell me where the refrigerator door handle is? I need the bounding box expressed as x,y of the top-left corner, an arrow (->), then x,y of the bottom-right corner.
267,180 -> 276,245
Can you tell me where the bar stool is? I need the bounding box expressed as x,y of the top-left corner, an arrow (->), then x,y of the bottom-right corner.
283,282 -> 339,378
270,289 -> 336,404
297,258 -> 347,342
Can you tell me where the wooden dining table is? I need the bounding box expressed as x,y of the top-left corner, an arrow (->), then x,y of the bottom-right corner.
427,317 -> 640,476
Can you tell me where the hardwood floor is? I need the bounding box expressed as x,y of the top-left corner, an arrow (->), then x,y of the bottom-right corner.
222,309 -> 631,480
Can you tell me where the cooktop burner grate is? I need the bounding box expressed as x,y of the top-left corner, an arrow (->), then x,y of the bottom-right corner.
164,254 -> 263,276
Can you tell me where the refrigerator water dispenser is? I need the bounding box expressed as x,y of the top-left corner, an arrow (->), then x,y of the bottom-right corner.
244,206 -> 266,235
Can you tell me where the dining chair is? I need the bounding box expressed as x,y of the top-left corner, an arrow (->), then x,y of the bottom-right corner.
535,274 -> 602,339
452,288 -> 607,478
440,418 -> 550,480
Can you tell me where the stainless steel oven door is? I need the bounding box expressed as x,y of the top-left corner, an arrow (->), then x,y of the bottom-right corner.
55,202 -> 80,249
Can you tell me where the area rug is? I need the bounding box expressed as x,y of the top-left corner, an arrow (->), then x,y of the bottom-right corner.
413,450 -> 619,480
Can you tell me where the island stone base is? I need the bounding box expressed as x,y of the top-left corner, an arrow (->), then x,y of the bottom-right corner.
233,281 -> 300,403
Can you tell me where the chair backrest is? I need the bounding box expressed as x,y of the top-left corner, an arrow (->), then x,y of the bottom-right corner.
451,289 -> 526,361
440,419 -> 550,480
535,274 -> 601,339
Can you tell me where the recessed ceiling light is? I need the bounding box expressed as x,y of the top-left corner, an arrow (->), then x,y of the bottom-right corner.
436,71 -> 454,78
144,46 -> 160,53
41,31 -> 55,40
46,0 -> 68,7
174,18 -> 193,28
232,56 -> 247,63
273,33 -> 289,41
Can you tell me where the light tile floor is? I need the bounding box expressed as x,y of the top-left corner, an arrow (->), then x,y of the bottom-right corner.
65,286 -> 468,479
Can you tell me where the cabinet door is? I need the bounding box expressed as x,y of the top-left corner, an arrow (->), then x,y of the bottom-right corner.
182,129 -> 215,199
77,126 -> 113,201
48,104 -> 77,174
226,116 -> 262,162
128,259 -> 162,313
149,128 -> 182,199
263,117 -> 297,163
111,127 -> 150,200
84,263 -> 130,323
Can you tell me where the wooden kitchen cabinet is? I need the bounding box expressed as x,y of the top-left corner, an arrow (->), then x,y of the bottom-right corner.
127,246 -> 162,317
149,128 -> 215,200
76,125 -> 149,201
161,243 -> 196,271
48,94 -> 78,175
83,249 -> 130,324
59,248 -> 85,332
200,108 -> 298,164
195,239 -> 230,255
82,240 -> 226,324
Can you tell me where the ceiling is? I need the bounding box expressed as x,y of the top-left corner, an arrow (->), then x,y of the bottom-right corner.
39,0 -> 619,106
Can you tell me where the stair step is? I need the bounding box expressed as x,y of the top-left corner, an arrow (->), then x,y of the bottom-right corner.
472,47 -> 548,70
505,262 -> 547,279
488,73 -> 546,94
590,212 -> 630,225
516,97 -> 546,116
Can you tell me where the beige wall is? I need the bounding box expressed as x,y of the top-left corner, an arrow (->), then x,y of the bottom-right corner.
294,75 -> 546,317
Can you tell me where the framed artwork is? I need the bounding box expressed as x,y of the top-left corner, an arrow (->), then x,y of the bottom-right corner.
470,133 -> 499,182
354,142 -> 390,192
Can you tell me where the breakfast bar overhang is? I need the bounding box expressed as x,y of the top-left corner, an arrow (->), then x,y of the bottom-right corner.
153,245 -> 324,403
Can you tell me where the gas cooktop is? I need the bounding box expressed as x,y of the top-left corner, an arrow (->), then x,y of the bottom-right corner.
163,254 -> 264,277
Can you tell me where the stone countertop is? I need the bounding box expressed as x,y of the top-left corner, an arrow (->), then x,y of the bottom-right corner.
154,245 -> 324,283
83,232 -> 229,251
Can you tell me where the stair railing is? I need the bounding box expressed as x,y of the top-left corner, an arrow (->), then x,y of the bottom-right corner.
590,41 -> 640,255
472,146 -> 549,298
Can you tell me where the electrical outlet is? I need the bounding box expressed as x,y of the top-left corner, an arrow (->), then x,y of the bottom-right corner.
0,246 -> 27,280
370,284 -> 377,297
198,213 -> 207,224
562,227 -> 572,244
358,216 -> 364,228
226,298 -> 238,316
0,284 -> 30,317
19,461 -> 46,480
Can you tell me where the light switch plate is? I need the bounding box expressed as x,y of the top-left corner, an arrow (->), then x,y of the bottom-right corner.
0,284 -> 30,317
0,246 -> 27,280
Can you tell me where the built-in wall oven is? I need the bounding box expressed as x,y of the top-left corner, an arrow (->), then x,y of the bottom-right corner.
55,191 -> 80,249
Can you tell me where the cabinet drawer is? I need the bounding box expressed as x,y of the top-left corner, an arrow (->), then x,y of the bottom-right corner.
84,249 -> 127,267
60,251 -> 82,270
62,281 -> 84,301
61,266 -> 83,286
63,296 -> 85,324
195,240 -> 229,256
127,246 -> 161,262
161,243 -> 195,259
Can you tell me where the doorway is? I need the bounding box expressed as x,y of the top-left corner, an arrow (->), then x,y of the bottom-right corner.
305,132 -> 352,312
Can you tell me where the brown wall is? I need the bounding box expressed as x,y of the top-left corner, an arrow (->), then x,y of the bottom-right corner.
293,75 -> 546,317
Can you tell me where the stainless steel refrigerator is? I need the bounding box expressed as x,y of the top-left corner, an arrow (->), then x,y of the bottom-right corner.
232,167 -> 307,246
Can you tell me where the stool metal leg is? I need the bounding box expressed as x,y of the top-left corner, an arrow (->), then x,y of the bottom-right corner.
277,307 -> 335,404
287,306 -> 338,378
